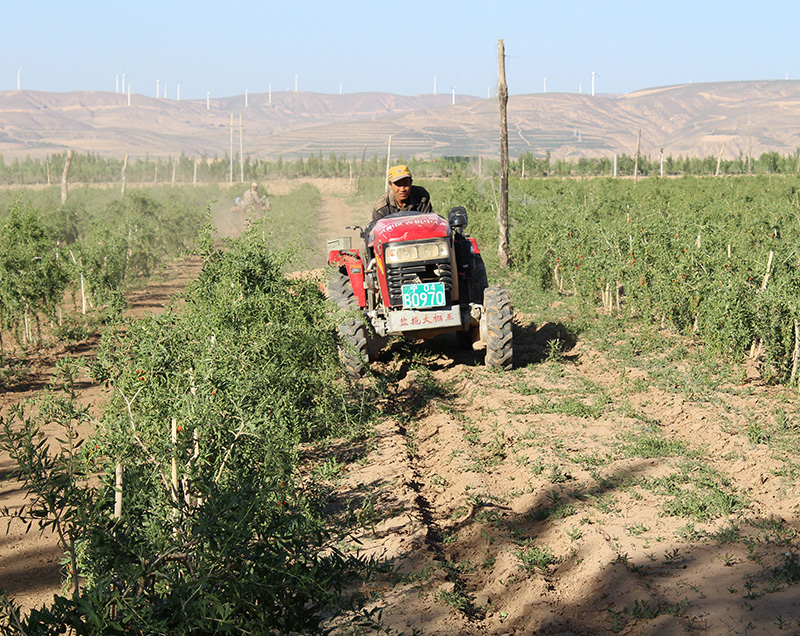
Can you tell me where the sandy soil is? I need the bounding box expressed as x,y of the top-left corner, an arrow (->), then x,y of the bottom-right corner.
326,334 -> 800,635
3,192 -> 800,635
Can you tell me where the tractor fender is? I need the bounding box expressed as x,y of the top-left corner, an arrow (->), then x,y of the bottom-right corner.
328,249 -> 367,308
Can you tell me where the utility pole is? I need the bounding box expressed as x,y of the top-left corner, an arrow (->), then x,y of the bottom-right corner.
715,143 -> 726,177
239,114 -> 244,183
61,149 -> 74,205
497,39 -> 511,269
384,135 -> 392,194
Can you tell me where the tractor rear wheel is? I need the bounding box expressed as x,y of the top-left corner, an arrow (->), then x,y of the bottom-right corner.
483,287 -> 513,370
326,268 -> 369,377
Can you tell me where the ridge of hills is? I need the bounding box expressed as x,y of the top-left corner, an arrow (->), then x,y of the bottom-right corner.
1,80 -> 799,162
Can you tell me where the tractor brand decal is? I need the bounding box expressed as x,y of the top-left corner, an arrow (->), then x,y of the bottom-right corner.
377,257 -> 384,275
350,267 -> 362,273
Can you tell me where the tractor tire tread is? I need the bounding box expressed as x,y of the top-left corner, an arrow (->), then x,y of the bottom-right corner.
484,286 -> 513,370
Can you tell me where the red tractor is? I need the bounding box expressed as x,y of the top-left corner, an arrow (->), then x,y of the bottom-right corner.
326,206 -> 513,375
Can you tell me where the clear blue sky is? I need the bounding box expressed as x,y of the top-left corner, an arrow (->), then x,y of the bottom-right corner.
2,0 -> 798,100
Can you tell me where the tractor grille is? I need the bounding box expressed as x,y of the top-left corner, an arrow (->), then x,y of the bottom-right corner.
386,260 -> 453,307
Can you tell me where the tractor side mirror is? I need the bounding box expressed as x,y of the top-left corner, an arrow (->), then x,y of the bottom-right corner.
448,206 -> 468,232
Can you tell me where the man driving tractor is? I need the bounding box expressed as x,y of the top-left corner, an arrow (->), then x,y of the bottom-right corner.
372,165 -> 433,220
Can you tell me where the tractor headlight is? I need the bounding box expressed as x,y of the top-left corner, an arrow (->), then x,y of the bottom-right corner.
384,240 -> 450,264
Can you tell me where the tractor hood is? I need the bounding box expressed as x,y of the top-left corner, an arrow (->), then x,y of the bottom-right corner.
371,213 -> 451,246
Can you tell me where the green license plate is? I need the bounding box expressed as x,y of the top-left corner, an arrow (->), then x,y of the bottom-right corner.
401,282 -> 446,308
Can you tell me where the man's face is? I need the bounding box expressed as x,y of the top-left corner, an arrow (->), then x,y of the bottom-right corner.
390,177 -> 412,204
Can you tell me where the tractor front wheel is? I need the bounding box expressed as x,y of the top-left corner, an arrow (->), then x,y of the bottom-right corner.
482,287 -> 513,370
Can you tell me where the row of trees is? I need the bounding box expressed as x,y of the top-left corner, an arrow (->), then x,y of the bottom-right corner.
2,149 -> 800,186
516,150 -> 800,178
0,189 -> 206,352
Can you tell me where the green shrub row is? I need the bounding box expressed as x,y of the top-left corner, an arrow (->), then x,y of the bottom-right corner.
442,174 -> 800,383
1,227 -> 378,634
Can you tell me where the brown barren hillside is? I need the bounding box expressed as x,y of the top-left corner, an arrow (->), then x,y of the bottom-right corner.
1,80 -> 800,161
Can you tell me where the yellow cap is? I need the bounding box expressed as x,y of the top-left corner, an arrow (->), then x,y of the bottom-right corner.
387,164 -> 412,183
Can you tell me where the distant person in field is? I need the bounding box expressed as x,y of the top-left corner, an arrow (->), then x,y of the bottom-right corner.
242,182 -> 270,215
372,165 -> 433,221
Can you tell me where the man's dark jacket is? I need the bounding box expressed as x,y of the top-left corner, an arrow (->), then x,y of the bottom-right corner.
372,185 -> 433,220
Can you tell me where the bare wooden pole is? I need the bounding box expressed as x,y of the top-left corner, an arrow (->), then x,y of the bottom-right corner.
384,135 -> 393,194
239,114 -> 244,183
114,463 -> 123,518
791,319 -> 800,386
60,149 -> 73,205
497,39 -> 511,268
633,129 -> 641,186
761,250 -> 775,290
121,153 -> 128,195
715,142 -> 726,177
229,113 -> 234,185
356,145 -> 367,194
171,418 -> 179,504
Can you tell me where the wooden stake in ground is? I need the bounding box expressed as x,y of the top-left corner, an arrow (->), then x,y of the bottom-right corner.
355,145 -> 367,194
384,135 -> 393,194
114,463 -> 123,518
497,39 -> 511,268
239,114 -> 244,183
121,153 -> 128,196
171,418 -> 179,504
760,249 -> 775,290
715,143 -> 726,176
60,149 -> 73,205
633,129 -> 641,186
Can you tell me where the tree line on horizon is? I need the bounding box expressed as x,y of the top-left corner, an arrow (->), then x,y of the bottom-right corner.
0,149 -> 798,185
